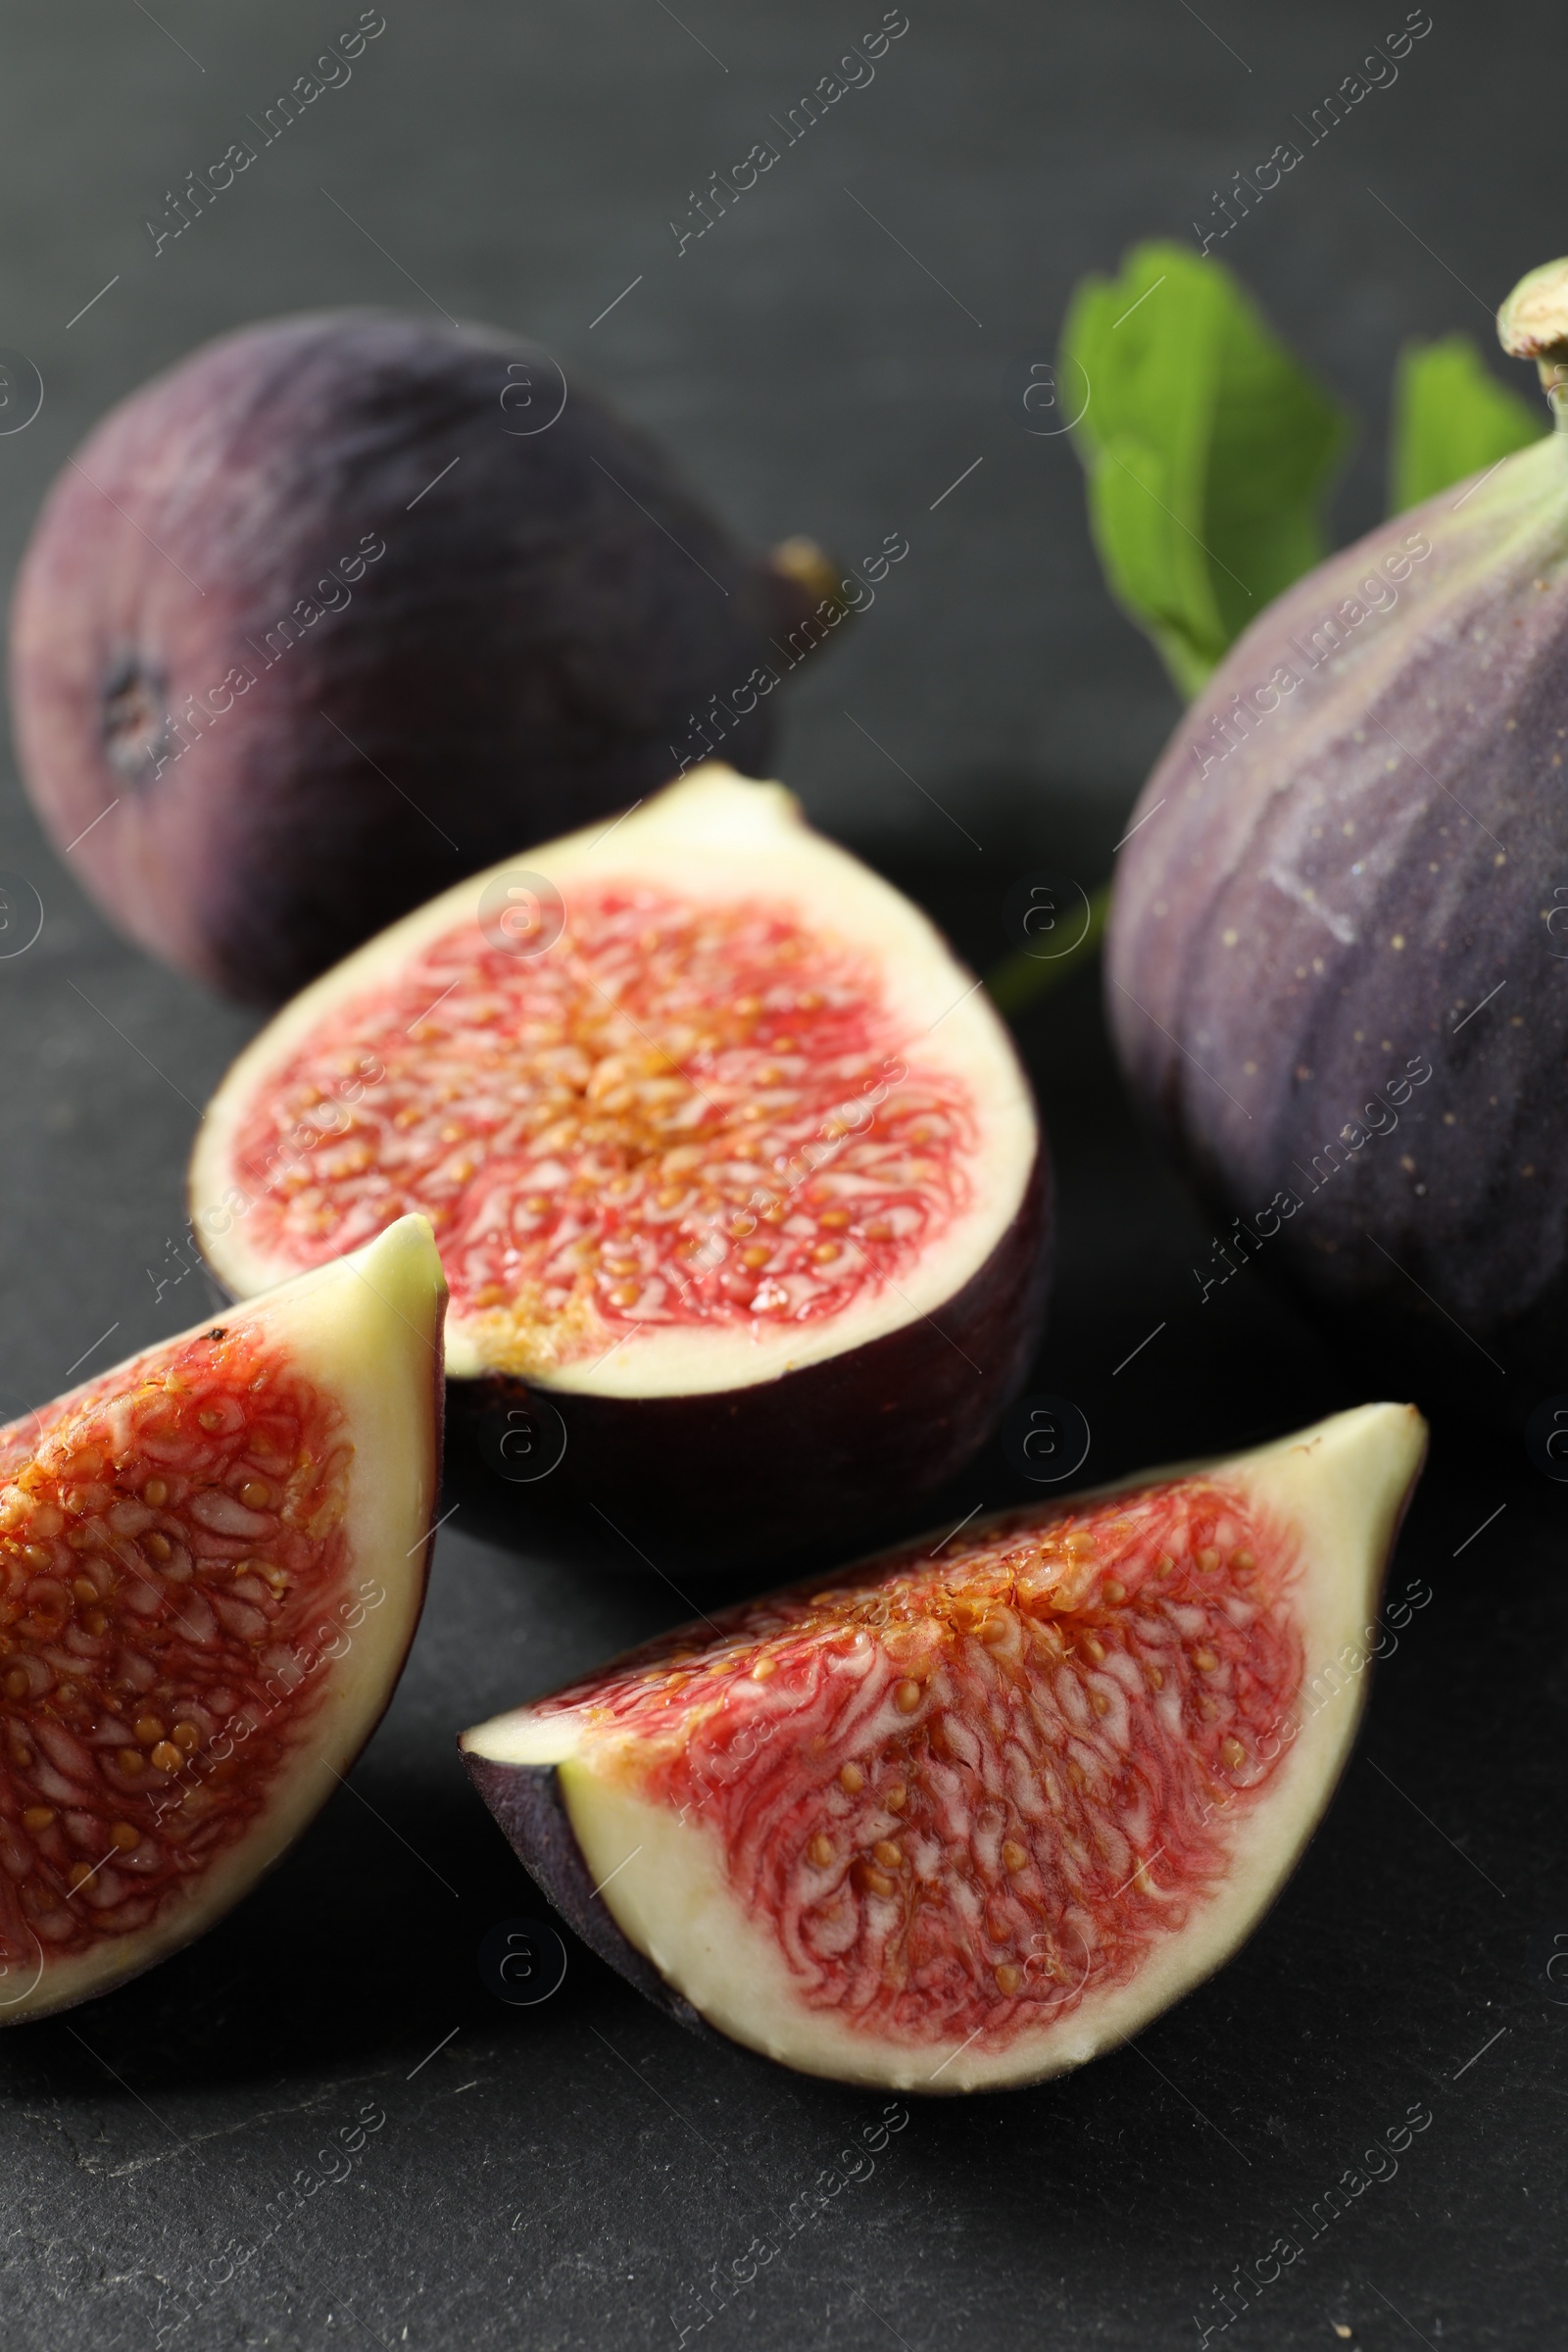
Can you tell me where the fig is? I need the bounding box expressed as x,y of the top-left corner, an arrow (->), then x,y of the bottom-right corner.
461,1403 -> 1426,2090
188,765 -> 1050,1548
0,1215 -> 444,2021
1105,260 -> 1568,1390
10,310 -> 827,1004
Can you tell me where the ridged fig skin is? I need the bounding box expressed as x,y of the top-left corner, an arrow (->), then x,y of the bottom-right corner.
449,1140 -> 1054,1557
10,312 -> 817,1004
1107,425 -> 1568,1390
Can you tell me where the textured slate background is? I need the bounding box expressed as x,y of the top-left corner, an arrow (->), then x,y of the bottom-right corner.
0,2 -> 1562,2346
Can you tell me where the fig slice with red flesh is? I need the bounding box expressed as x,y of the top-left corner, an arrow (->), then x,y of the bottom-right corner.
0,1215 -> 444,2022
188,764 -> 1050,1543
461,1403 -> 1425,2090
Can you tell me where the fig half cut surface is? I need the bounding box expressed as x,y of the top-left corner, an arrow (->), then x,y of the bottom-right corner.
190,765 -> 1050,1542
462,1404 -> 1425,2091
0,1215 -> 444,2022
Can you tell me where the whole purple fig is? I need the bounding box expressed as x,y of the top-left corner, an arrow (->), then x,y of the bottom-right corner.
10,312 -> 829,1003
1106,261 -> 1568,1396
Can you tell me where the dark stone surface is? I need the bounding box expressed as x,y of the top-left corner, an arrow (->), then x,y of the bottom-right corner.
0,1 -> 1562,2345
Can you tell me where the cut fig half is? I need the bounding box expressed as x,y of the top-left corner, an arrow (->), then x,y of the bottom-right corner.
461,1403 -> 1425,2091
189,765 -> 1050,1544
0,1215 -> 445,2022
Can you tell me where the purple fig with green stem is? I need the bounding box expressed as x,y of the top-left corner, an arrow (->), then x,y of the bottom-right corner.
1103,258 -> 1568,1392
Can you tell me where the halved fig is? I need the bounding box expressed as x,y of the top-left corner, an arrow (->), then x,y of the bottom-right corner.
0,1215 -> 444,2021
189,765 -> 1050,1544
461,1403 -> 1425,2090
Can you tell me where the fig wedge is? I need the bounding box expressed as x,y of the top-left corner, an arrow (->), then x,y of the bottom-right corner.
0,1215 -> 444,2021
462,1404 -> 1425,2090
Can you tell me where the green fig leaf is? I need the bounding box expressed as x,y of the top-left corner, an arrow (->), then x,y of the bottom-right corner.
1060,241 -> 1350,699
1388,332 -> 1547,514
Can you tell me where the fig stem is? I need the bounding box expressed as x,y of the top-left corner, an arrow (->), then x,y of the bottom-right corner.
770,534 -> 866,623
985,880 -> 1108,1018
1496,258 -> 1568,422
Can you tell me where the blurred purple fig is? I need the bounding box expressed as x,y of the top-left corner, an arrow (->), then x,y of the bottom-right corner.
10,311 -> 829,1002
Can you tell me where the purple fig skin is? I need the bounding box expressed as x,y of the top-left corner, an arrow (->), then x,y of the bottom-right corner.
1106,423 -> 1568,1385
10,312 -> 820,1004
451,1140 -> 1054,1553
462,1754 -> 711,2039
